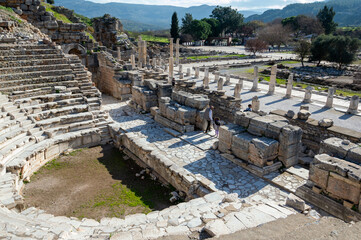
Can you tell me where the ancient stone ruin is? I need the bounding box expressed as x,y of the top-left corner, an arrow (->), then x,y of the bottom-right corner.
0,3 -> 361,239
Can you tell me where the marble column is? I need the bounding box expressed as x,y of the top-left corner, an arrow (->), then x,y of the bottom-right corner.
204,67 -> 209,83
130,54 -> 135,69
142,40 -> 147,65
217,78 -> 224,90
214,71 -> 220,83
325,87 -> 335,108
252,96 -> 260,112
347,95 -> 360,114
175,38 -> 180,66
195,67 -> 199,78
251,66 -> 259,92
186,68 -> 191,77
303,86 -> 314,103
285,74 -> 294,99
168,57 -> 174,83
234,83 -> 241,99
178,64 -> 183,74
169,38 -> 174,58
224,74 -> 231,86
267,64 -> 277,95
238,79 -> 243,90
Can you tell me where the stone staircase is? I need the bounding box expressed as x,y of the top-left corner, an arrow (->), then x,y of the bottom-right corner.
0,42 -> 112,210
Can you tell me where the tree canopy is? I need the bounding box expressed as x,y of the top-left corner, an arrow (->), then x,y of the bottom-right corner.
181,13 -> 193,35
210,6 -> 244,36
317,6 -> 337,34
170,12 -> 179,41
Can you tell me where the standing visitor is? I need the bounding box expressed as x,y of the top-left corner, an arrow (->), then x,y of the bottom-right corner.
204,105 -> 214,133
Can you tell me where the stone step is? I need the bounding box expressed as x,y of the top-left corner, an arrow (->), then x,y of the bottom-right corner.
0,69 -> 74,81
0,48 -> 61,56
0,44 -> 54,51
0,80 -> 78,94
47,119 -> 98,137
0,64 -> 72,74
22,97 -> 85,113
0,135 -> 35,167
0,74 -> 75,88
14,93 -> 84,106
0,57 -> 68,68
29,104 -> 89,122
0,54 -> 65,62
34,112 -> 94,129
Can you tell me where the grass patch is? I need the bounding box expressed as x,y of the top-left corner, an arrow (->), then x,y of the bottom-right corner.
0,6 -> 14,13
187,54 -> 247,60
85,31 -> 95,42
280,60 -> 300,65
140,34 -> 169,43
43,159 -> 68,171
41,2 -> 72,23
353,59 -> 361,64
68,148 -> 83,156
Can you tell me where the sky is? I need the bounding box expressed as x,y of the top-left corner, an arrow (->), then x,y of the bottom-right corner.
89,0 -> 325,10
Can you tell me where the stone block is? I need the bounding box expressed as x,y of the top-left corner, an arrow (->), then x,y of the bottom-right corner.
249,137 -> 279,167
326,172 -> 361,204
45,144 -> 59,160
286,193 -> 306,211
279,125 -> 302,145
309,165 -> 329,189
265,121 -> 288,140
234,111 -> 259,128
247,116 -> 275,137
347,147 -> 361,164
278,142 -> 300,159
231,132 -> 254,161
320,137 -> 358,159
219,124 -> 245,150
280,155 -> 299,168
204,219 -> 230,237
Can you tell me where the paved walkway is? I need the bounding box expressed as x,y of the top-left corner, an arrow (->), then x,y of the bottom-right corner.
176,66 -> 361,132
101,94 -> 305,212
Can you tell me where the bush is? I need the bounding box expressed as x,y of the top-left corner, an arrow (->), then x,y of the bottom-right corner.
47,0 -> 55,4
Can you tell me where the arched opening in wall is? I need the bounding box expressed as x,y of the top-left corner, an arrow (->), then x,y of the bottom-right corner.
69,48 -> 82,58
62,43 -> 87,66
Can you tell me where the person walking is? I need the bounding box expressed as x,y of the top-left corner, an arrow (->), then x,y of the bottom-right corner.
204,105 -> 214,133
213,117 -> 221,137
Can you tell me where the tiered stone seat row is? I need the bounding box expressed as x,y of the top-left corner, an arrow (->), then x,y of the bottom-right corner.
0,42 -> 111,209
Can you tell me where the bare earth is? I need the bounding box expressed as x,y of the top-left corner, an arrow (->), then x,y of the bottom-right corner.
22,145 -> 173,221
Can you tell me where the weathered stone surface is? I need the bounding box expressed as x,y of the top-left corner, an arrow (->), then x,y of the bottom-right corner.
286,193 -> 306,212
249,137 -> 279,167
279,125 -> 302,145
219,124 -> 245,151
327,172 -> 361,204
231,132 -> 254,161
265,121 -> 288,140
297,109 -> 311,120
234,111 -> 259,128
309,165 -> 329,189
318,118 -> 333,128
247,116 -> 275,137
204,219 -> 230,237
320,137 -> 358,159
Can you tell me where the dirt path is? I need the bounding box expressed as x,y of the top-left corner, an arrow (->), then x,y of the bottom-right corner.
22,145 -> 174,220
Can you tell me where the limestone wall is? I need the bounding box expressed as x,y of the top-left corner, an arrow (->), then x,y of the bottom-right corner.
219,112 -> 302,168
319,137 -> 361,163
93,51 -> 132,100
270,110 -> 361,151
309,154 -> 361,209
0,0 -> 93,48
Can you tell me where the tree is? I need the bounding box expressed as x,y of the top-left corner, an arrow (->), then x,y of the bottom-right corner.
295,40 -> 311,66
181,13 -> 193,35
258,23 -> 291,50
311,35 -> 361,69
317,6 -> 337,35
327,36 -> 360,69
282,15 -> 323,38
310,34 -> 331,66
170,12 -> 179,41
201,18 -> 221,37
47,0 -> 55,4
245,38 -> 268,55
189,20 -> 211,41
210,6 -> 244,36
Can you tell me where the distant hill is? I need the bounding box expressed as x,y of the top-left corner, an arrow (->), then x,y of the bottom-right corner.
55,0 -> 261,31
245,0 -> 361,26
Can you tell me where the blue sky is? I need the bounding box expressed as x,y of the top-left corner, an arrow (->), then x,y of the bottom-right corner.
89,0 -> 325,10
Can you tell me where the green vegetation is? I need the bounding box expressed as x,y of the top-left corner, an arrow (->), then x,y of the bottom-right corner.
186,54 -> 247,60
0,5 -> 14,13
41,2 -> 72,23
43,159 -> 68,171
140,34 -> 169,43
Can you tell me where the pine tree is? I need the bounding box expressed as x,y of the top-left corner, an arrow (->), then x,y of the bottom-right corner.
170,12 -> 179,41
317,6 -> 337,35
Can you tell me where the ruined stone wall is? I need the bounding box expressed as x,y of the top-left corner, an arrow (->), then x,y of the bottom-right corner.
174,85 -> 242,123
0,0 -> 93,48
270,110 -> 361,152
92,14 -> 123,49
94,51 -> 132,100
